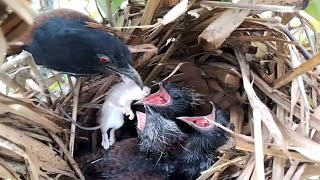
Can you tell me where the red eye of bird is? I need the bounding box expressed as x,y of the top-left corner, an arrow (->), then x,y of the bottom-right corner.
99,57 -> 110,63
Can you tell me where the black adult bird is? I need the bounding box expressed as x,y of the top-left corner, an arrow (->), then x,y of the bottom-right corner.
174,102 -> 231,179
9,8 -> 143,88
78,105 -> 186,180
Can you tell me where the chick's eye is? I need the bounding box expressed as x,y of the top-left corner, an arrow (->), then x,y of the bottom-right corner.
172,94 -> 181,99
99,57 -> 110,63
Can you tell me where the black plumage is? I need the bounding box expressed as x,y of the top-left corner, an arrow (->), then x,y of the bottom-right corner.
77,83 -> 231,180
174,102 -> 231,179
136,82 -> 201,118
77,105 -> 186,180
137,105 -> 187,153
10,8 -> 143,88
135,82 -> 202,133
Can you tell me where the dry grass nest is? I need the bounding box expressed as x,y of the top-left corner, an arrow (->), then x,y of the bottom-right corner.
0,0 -> 320,179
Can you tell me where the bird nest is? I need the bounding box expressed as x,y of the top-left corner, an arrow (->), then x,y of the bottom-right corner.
0,0 -> 320,179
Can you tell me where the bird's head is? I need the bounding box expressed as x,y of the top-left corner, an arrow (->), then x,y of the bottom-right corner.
92,35 -> 143,88
176,102 -> 230,135
135,82 -> 202,117
136,105 -> 186,153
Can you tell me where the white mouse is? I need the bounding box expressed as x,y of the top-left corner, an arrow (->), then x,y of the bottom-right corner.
99,75 -> 150,150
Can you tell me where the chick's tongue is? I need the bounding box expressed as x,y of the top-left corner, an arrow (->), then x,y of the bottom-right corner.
182,117 -> 209,127
195,119 -> 209,127
148,95 -> 165,103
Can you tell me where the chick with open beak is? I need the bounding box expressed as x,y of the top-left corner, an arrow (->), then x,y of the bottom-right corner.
136,105 -> 187,153
174,102 -> 231,179
135,82 -> 202,135
78,105 -> 186,179
135,82 -> 202,118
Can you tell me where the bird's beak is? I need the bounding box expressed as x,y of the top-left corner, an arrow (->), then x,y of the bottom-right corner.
176,102 -> 216,130
136,111 -> 147,131
112,64 -> 144,89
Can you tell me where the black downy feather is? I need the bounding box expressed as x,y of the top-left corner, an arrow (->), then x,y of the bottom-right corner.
79,105 -> 187,180
174,104 -> 231,180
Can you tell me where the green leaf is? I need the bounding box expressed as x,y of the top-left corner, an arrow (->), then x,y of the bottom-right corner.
96,0 -> 126,16
305,0 -> 320,22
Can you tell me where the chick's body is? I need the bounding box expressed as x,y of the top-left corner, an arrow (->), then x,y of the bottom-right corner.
78,106 -> 186,180
175,103 -> 231,179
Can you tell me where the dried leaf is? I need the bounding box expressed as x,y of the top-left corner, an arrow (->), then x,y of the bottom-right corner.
162,0 -> 188,25
1,0 -> 35,25
299,164 -> 320,179
236,141 -> 314,162
236,50 -> 289,156
0,102 -> 62,133
199,0 -> 252,50
0,163 -> 18,180
141,0 -> 162,25
286,128 -> 320,162
0,137 -> 39,180
0,124 -> 73,175
0,30 -> 6,65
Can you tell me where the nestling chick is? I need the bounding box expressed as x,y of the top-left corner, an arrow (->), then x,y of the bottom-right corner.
99,75 -> 150,149
136,105 -> 187,153
79,138 -> 170,180
79,105 -> 186,179
174,102 -> 231,179
135,82 -> 202,133
136,82 -> 201,118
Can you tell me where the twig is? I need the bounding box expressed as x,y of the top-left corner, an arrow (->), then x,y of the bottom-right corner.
253,72 -> 320,131
48,131 -> 85,180
69,78 -> 81,156
299,17 -> 316,55
106,0 -> 114,26
144,38 -> 179,85
1,0 -> 35,25
141,0 -> 161,25
252,110 -> 265,180
296,11 -> 319,51
201,1 -> 296,12
85,22 -> 131,39
95,0 -> 108,24
24,51 -> 52,105
127,44 -> 158,53
236,50 -> 291,179
235,35 -> 299,45
0,71 -> 27,93
280,26 -> 312,60
236,51 -> 265,180
0,30 -> 6,65
0,51 -> 30,72
200,156 -> 249,175
273,53 -> 320,89
160,62 -> 186,83
236,141 -> 314,163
